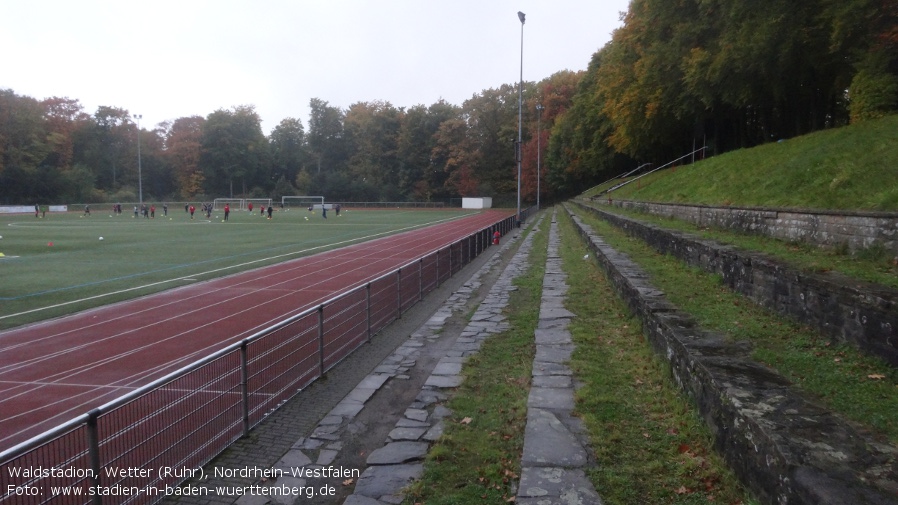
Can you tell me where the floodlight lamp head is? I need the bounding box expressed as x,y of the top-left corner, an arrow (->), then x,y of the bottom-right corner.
518,11 -> 525,24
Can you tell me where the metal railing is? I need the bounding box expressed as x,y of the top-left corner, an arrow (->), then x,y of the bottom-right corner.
0,212 -> 525,505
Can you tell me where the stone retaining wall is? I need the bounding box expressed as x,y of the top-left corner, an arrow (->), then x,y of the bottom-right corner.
594,198 -> 898,255
573,201 -> 898,367
563,204 -> 898,505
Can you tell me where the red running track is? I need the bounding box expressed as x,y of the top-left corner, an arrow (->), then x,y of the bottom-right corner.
0,210 -> 511,452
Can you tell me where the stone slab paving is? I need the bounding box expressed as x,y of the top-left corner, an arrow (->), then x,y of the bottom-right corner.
340,216 -> 544,504
516,211 -> 603,505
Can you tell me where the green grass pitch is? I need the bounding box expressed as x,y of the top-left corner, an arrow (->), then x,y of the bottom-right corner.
0,207 -> 479,331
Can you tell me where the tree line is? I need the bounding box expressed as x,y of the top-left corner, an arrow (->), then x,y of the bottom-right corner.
0,84 -> 572,206
547,0 -> 897,195
1,0 -> 895,206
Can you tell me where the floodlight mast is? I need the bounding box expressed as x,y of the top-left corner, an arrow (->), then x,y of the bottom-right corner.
134,114 -> 143,205
516,11 -> 525,227
536,103 -> 544,210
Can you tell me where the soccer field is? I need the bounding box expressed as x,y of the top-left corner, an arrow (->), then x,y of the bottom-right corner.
0,207 -> 482,331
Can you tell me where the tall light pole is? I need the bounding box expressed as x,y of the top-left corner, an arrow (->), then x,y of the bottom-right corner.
516,11 -> 525,227
536,103 -> 544,210
133,114 -> 143,205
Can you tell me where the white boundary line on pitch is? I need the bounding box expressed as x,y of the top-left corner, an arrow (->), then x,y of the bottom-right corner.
0,214 -> 472,322
0,380 -> 138,390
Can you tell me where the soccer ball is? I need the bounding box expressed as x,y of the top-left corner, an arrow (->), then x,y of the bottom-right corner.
99,237 -> 104,241
304,217 -> 309,221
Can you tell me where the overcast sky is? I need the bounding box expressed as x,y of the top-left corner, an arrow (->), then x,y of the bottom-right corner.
1,0 -> 629,133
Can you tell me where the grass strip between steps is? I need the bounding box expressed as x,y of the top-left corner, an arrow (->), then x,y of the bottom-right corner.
403,220 -> 546,504
557,209 -> 756,505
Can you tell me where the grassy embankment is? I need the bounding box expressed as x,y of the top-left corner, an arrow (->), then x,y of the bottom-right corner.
590,114 -> 898,211
582,115 -> 898,288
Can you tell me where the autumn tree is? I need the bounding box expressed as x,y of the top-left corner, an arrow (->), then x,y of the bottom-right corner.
164,116 -> 205,198
41,97 -> 88,170
432,117 -> 479,197
521,71 -> 582,203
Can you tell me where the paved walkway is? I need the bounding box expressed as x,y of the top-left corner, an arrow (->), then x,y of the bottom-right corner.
339,215 -> 540,504
516,212 -> 601,505
339,211 -> 600,504
170,210 -> 603,505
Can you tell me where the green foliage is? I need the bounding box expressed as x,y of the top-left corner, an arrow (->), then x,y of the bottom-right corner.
199,105 -> 270,197
850,51 -> 898,122
59,163 -> 98,202
269,117 -> 307,186
307,98 -> 347,175
547,0 -> 895,181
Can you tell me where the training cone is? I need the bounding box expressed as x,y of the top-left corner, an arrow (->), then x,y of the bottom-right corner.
0,253 -> 5,257
48,242 -> 53,246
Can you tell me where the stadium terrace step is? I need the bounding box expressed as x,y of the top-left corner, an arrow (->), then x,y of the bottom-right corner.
564,203 -> 898,505
573,200 -> 898,367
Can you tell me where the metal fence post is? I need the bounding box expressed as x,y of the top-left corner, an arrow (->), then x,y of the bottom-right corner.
318,306 -> 325,374
419,258 -> 423,302
366,282 -> 371,342
436,249 -> 441,287
396,269 -> 402,319
240,341 -> 250,437
86,409 -> 103,505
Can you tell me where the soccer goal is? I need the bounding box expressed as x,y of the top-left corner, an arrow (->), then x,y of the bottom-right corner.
282,196 -> 325,210
212,198 -> 244,211
245,198 -> 272,211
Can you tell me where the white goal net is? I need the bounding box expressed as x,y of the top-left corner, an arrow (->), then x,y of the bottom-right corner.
281,196 -> 325,210
212,198 -> 244,211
